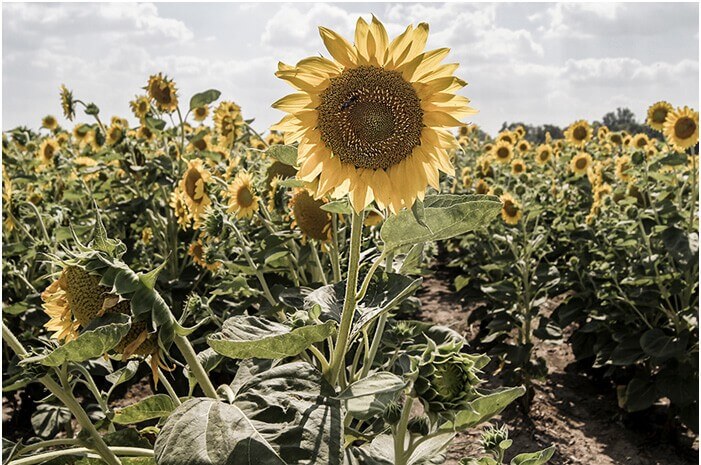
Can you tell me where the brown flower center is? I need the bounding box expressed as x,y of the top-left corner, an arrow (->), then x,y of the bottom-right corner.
575,157 -> 588,170
184,168 -> 203,201
675,116 -> 697,140
236,186 -> 254,207
317,66 -> 423,170
652,108 -> 668,124
573,126 -> 588,141
496,147 -> 510,159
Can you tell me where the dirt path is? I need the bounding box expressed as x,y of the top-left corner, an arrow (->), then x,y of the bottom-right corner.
416,271 -> 699,465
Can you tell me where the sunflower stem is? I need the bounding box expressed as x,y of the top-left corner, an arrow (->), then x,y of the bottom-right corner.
2,323 -> 123,465
7,447 -> 153,465
328,211 -> 363,387
172,333 -> 218,399
228,220 -> 277,307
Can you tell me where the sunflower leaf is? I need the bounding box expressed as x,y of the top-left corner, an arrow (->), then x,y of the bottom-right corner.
266,144 -> 298,166
189,89 -> 221,110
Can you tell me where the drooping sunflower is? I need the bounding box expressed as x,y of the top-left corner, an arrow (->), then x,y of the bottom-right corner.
59,85 -> 76,121
565,120 -> 592,148
491,141 -> 513,164
535,144 -> 553,166
136,125 -> 156,142
106,124 -> 124,146
38,138 -> 59,166
42,266 -> 166,380
289,188 -> 332,243
187,129 -> 212,153
130,95 -> 151,120
630,133 -> 649,150
226,171 -> 259,219
646,101 -> 673,131
570,152 -> 592,177
500,193 -> 522,225
192,105 -> 209,122
146,73 -> 179,113
511,158 -> 526,175
272,16 -> 475,213
42,115 -> 59,131
179,159 -> 212,226
615,155 -> 633,182
663,106 -> 699,151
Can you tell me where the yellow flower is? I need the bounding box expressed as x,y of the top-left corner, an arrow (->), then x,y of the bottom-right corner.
250,136 -> 267,151
192,105 -> 209,122
42,115 -> 59,131
188,240 -> 221,272
136,125 -> 156,142
491,141 -> 514,164
565,120 -> 592,148
170,188 -> 191,229
364,210 -> 385,227
187,129 -> 212,153
106,124 -> 124,146
38,138 -> 59,165
214,101 -> 245,145
289,188 -> 332,243
475,179 -> 490,195
179,159 -> 212,226
500,193 -> 522,225
516,139 -> 531,153
141,227 -> 153,245
597,126 -> 609,140
272,16 -> 475,213
630,133 -> 649,150
130,95 -> 151,120
496,131 -> 516,145
570,152 -> 592,177
513,125 -> 526,139
646,101 -> 673,131
608,132 -> 624,146
59,85 -> 75,120
615,156 -> 633,182
146,73 -> 179,113
593,183 -> 612,203
226,171 -> 259,219
535,144 -> 553,166
663,106 -> 699,151
511,158 -> 526,175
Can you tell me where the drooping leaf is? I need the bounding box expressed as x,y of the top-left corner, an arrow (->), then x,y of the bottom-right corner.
623,378 -> 658,412
207,315 -> 335,359
189,89 -> 221,110
444,387 -> 525,430
113,394 -> 176,425
21,313 -> 130,367
380,195 -> 501,250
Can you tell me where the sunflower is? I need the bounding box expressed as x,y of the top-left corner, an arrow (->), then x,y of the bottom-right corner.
535,144 -> 553,165
42,266 -> 165,380
513,125 -> 526,139
179,159 -> 212,226
631,133 -> 649,150
170,188 -> 191,229
663,106 -> 699,151
565,120 -> 592,148
187,129 -> 212,153
250,136 -> 267,151
146,73 -> 179,113
483,143 -> 494,153
38,138 -> 59,165
42,115 -> 59,131
364,210 -> 384,227
111,116 -> 129,128
271,16 -> 475,213
188,240 -> 221,272
500,193 -> 522,225
289,188 -> 332,243
136,125 -> 156,142
475,179 -> 490,195
130,95 -> 151,120
496,131 -> 515,145
106,124 -> 124,146
511,158 -> 526,175
56,132 -> 70,146
458,125 -> 470,138
192,105 -> 209,122
214,101 -> 245,145
477,155 -> 493,178
570,152 -> 592,177
593,183 -> 612,203
461,166 -> 471,187
608,132 -> 624,146
516,139 -> 531,153
596,126 -> 609,140
59,85 -> 75,120
646,101 -> 673,131
226,171 -> 259,219
491,141 -> 513,164
266,131 -> 284,146
615,156 -> 633,182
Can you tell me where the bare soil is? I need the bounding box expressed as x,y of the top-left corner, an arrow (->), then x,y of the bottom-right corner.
416,270 -> 699,465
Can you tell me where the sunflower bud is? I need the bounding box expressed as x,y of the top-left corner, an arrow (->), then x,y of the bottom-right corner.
383,401 -> 402,425
407,415 -> 430,435
480,424 -> 511,457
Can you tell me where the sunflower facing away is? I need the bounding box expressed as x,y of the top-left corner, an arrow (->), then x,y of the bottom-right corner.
289,188 -> 332,243
646,101 -> 673,131
663,106 -> 699,152
565,120 -> 592,148
226,171 -> 260,219
272,16 -> 475,213
59,85 -> 76,121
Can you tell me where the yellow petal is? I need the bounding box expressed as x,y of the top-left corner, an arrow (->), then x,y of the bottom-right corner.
424,110 -> 465,128
271,93 -> 314,112
370,16 -> 389,64
319,26 -> 358,68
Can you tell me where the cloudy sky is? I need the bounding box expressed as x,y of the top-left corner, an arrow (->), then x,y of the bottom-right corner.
2,2 -> 699,134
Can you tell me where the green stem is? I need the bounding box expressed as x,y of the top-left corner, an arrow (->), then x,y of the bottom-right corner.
307,344 -> 330,373
356,251 -> 388,302
310,242 -> 328,285
17,439 -> 80,455
157,368 -> 182,406
228,220 -> 277,307
330,214 -> 342,283
2,323 -> 122,465
393,395 -> 414,465
173,334 -> 218,399
7,447 -> 153,465
327,211 -> 363,386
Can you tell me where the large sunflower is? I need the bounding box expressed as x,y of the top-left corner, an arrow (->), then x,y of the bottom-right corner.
663,106 -> 699,151
272,16 -> 475,213
646,101 -> 673,131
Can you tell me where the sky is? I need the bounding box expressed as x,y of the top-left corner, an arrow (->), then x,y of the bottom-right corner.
2,2 -> 699,135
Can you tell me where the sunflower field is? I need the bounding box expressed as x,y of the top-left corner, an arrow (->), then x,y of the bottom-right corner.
2,16 -> 699,465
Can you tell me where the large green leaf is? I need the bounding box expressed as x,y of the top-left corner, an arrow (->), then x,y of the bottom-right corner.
20,313 -> 130,367
380,195 -> 501,250
154,398 -> 285,465
114,394 -> 176,425
235,362 -> 343,465
639,329 -> 687,361
338,372 -> 405,420
623,378 -> 658,412
444,387 -> 525,430
207,315 -> 335,359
